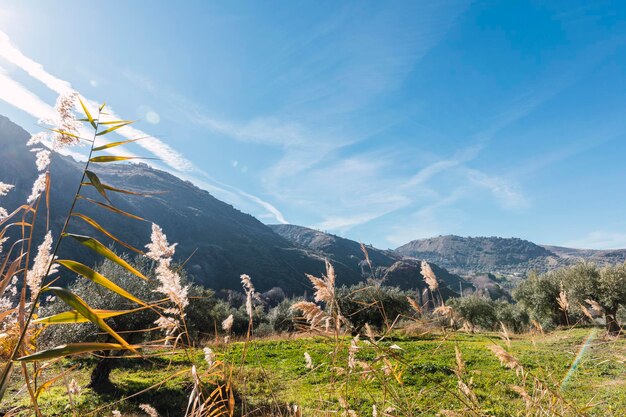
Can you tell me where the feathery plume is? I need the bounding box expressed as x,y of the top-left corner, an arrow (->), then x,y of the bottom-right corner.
26,132 -> 47,146
154,259 -> 188,310
0,182 -> 14,196
488,344 -> 522,373
68,378 -> 81,397
27,172 -> 47,203
500,322 -> 511,348
510,385 -> 532,408
27,231 -> 57,300
241,274 -> 255,318
50,91 -> 81,147
578,303 -> 595,321
222,314 -> 234,332
292,301 -> 329,329
454,345 -> 465,376
364,323 -> 375,341
203,347 -> 215,367
586,299 -> 603,313
139,404 -> 159,417
154,316 -> 179,337
360,243 -> 372,271
407,296 -> 422,316
304,352 -> 313,369
557,284 -> 569,313
145,223 -> 177,261
306,260 -> 336,303
530,319 -> 544,334
421,260 -> 438,291
34,149 -> 51,172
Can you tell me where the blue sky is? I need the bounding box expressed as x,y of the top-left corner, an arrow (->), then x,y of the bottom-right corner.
1,1 -> 626,249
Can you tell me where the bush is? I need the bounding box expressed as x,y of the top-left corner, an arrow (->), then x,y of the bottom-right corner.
336,283 -> 411,332
447,295 -> 496,331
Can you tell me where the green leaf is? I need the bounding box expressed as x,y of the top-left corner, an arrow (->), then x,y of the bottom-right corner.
84,170 -> 110,203
78,98 -> 97,129
95,121 -> 134,136
71,213 -> 143,254
35,308 -> 141,324
63,234 -> 147,280
93,138 -> 142,152
45,287 -> 135,352
48,128 -> 80,139
89,156 -> 142,163
99,102 -> 106,111
77,196 -> 146,221
56,260 -> 147,304
17,343 -> 135,362
97,120 -> 133,125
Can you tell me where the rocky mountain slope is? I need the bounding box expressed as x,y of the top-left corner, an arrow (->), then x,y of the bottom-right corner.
396,235 -> 626,276
269,224 -> 470,295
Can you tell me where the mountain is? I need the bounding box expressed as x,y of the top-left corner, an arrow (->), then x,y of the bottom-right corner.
396,235 -> 626,277
269,224 -> 470,295
0,115 -> 355,294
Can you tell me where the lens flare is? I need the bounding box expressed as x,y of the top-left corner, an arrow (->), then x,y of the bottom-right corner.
560,328 -> 597,390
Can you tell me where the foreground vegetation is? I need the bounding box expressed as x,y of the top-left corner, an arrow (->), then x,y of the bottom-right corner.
3,328 -> 624,416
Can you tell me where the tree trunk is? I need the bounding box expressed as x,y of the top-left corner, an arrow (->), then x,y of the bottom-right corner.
88,350 -> 114,393
604,308 -> 621,336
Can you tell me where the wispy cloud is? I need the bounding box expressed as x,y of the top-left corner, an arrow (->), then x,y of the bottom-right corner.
563,231 -> 626,250
0,29 -> 288,224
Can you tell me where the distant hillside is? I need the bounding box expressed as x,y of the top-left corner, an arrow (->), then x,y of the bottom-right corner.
541,245 -> 626,264
395,235 -> 626,276
269,224 -> 470,295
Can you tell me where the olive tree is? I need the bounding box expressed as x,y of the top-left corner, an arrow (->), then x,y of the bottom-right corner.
565,262 -> 626,335
513,270 -> 566,328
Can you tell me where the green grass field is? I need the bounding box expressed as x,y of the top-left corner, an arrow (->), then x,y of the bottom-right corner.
3,328 -> 625,416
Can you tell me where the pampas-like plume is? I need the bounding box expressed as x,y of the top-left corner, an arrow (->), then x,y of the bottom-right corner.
51,91 -> 81,147
557,284 -> 569,313
586,299 -> 604,313
139,404 -> 159,417
530,319 -> 544,334
499,322 -> 511,348
27,231 -> 58,301
0,182 -> 14,196
34,149 -> 51,172
420,260 -> 438,291
578,303 -> 595,321
407,296 -> 422,316
454,345 -> 465,376
306,260 -> 335,303
510,385 -> 532,408
222,314 -> 234,332
154,316 -> 179,337
291,301 -> 329,329
304,352 -> 313,369
203,347 -> 215,367
360,243 -> 372,271
145,223 -> 177,261
27,172 -> 47,204
241,274 -> 255,318
488,344 -> 522,373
